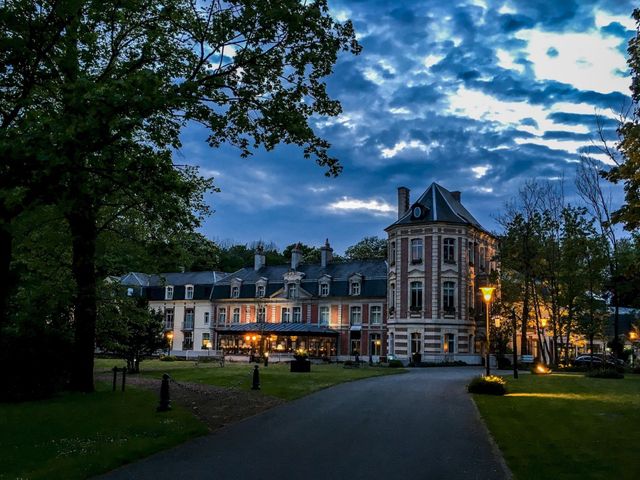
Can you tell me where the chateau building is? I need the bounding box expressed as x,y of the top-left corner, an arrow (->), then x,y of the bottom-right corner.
386,183 -> 498,364
121,182 -> 497,364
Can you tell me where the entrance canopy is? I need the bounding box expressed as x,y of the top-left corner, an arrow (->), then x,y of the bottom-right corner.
215,322 -> 339,337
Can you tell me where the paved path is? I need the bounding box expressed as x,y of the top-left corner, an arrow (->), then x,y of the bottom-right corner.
99,367 -> 510,480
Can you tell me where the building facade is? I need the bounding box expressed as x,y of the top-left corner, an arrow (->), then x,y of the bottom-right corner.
121,182 -> 498,364
385,183 -> 498,364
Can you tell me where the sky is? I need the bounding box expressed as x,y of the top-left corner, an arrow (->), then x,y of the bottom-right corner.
180,0 -> 636,255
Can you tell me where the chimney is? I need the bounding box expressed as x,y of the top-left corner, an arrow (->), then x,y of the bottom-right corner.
397,187 -> 410,219
320,238 -> 333,268
291,243 -> 303,270
254,244 -> 266,271
451,191 -> 461,202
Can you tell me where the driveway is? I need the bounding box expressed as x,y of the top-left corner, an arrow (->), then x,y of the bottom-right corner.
99,367 -> 510,480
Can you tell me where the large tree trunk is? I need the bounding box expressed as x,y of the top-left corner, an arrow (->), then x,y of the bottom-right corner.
68,197 -> 98,392
521,278 -> 530,355
0,210 -> 13,330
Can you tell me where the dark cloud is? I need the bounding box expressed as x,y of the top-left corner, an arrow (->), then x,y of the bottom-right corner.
178,0 -> 633,252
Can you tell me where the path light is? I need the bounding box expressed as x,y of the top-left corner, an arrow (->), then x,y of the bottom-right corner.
479,286 -> 495,377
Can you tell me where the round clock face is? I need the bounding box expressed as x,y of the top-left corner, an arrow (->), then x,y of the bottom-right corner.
413,206 -> 422,218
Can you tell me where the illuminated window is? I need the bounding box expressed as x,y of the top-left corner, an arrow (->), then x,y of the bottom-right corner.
370,333 -> 382,356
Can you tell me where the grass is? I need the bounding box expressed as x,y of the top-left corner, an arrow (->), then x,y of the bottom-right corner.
95,357 -> 406,400
473,373 -> 640,480
0,382 -> 207,480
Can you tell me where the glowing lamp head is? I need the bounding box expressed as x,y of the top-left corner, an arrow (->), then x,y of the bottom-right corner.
251,335 -> 257,341
541,318 -> 548,328
245,335 -> 251,341
166,332 -> 174,341
480,286 -> 495,302
630,332 -> 638,340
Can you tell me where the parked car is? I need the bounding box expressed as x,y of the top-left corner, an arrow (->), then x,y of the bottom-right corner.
573,354 -> 622,367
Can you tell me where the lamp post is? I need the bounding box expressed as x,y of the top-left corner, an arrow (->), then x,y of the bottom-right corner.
166,331 -> 174,356
630,331 -> 638,367
480,286 -> 495,376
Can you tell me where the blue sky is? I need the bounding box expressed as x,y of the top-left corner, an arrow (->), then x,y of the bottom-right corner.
181,0 -> 636,255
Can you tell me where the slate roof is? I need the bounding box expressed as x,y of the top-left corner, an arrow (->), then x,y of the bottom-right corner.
212,259 -> 387,300
215,322 -> 339,336
120,271 -> 229,287
217,260 -> 387,284
386,182 -> 487,231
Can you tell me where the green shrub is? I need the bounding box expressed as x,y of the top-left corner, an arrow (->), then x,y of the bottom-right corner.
585,368 -> 624,379
467,375 -> 507,395
159,355 -> 178,362
388,359 -> 404,368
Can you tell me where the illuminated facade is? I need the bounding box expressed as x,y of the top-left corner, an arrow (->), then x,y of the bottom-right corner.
385,183 -> 498,364
121,182 -> 498,363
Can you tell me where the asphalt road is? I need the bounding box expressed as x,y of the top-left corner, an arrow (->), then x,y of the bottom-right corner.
99,367 -> 510,480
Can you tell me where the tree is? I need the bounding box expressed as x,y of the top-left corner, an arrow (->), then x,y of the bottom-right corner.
345,236 -> 388,260
603,8 -> 640,230
1,0 -> 360,392
96,284 -> 166,373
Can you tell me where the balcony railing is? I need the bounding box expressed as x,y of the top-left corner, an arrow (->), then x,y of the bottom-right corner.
182,321 -> 194,330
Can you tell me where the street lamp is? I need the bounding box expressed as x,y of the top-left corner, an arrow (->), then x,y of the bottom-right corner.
166,331 -> 174,356
630,331 -> 638,367
480,286 -> 495,376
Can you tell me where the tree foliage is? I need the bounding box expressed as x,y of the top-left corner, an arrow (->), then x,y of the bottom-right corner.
604,8 -> 640,230
344,236 -> 387,260
0,0 -> 359,395
96,284 -> 166,373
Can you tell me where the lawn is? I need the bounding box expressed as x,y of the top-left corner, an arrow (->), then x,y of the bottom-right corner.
0,382 -> 207,480
95,358 -> 406,400
473,373 -> 640,480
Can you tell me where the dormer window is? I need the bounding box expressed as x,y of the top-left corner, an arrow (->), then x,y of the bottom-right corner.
165,285 -> 174,300
185,285 -> 194,300
319,283 -> 329,296
231,286 -> 239,298
256,285 -> 265,298
350,282 -> 361,296
288,283 -> 298,299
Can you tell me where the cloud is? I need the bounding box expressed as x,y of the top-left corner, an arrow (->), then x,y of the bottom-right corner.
326,197 -> 395,216
516,28 -> 630,94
